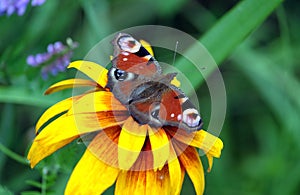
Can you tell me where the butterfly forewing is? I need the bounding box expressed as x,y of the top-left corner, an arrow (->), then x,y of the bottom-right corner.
112,33 -> 161,76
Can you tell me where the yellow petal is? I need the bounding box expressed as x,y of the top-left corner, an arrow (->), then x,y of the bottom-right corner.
168,128 -> 223,158
116,144 -> 171,194
191,130 -> 223,157
35,96 -> 75,133
65,147 -> 119,194
115,166 -> 171,195
130,141 -> 154,171
73,111 -> 128,135
68,60 -> 108,88
87,126 -> 120,168
115,170 -> 146,195
175,143 -> 204,195
44,78 -> 98,95
68,91 -> 127,115
168,143 -> 183,195
206,154 -> 213,173
145,166 -> 171,194
28,111 -> 128,168
171,77 -> 181,87
116,150 -> 147,195
148,126 -> 169,171
118,117 -> 147,170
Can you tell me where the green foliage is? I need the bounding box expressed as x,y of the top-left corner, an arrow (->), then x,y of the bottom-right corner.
1,0 -> 300,194
0,185 -> 13,195
21,166 -> 60,195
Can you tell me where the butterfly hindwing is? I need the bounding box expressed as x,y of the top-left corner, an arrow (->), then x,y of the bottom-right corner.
128,80 -> 203,132
161,85 -> 203,131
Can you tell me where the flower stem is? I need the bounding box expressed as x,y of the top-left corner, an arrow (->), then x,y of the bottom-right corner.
0,142 -> 29,165
41,167 -> 48,195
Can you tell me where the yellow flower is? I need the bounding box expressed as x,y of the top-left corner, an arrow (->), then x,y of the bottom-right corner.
27,60 -> 223,195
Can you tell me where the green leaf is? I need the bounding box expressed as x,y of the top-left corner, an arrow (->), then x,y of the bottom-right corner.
152,0 -> 186,16
0,142 -> 28,166
0,186 -> 13,195
175,0 -> 284,89
80,0 -> 111,42
231,41 -> 300,140
201,0 -> 284,64
0,104 -> 15,175
21,191 -> 41,195
25,180 -> 43,189
0,86 -> 61,107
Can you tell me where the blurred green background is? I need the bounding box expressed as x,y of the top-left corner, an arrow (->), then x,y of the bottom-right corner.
1,0 -> 300,194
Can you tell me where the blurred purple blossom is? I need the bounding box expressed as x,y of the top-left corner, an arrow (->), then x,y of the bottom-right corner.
0,0 -> 46,16
27,39 -> 78,80
31,0 -> 45,6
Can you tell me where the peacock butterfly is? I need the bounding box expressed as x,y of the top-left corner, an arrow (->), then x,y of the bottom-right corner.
106,33 -> 203,132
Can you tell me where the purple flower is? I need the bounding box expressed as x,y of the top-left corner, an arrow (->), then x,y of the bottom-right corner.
31,0 -> 45,6
27,38 -> 78,80
26,55 -> 36,66
0,0 -> 46,16
0,0 -> 29,16
47,41 -> 66,54
26,53 -> 50,66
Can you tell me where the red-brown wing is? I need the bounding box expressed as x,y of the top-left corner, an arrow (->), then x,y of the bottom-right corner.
112,33 -> 161,76
160,86 -> 203,132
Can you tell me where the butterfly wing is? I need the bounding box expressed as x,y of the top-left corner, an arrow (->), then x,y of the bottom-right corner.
128,81 -> 167,127
111,33 -> 161,76
106,33 -> 162,104
128,80 -> 203,132
160,85 -> 203,132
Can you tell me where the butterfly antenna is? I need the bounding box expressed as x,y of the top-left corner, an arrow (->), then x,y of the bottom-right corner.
172,41 -> 179,66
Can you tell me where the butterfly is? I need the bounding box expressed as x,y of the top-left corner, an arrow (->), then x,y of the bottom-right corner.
106,33 -> 203,132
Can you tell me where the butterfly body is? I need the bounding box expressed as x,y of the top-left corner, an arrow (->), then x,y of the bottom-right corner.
107,33 -> 203,132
